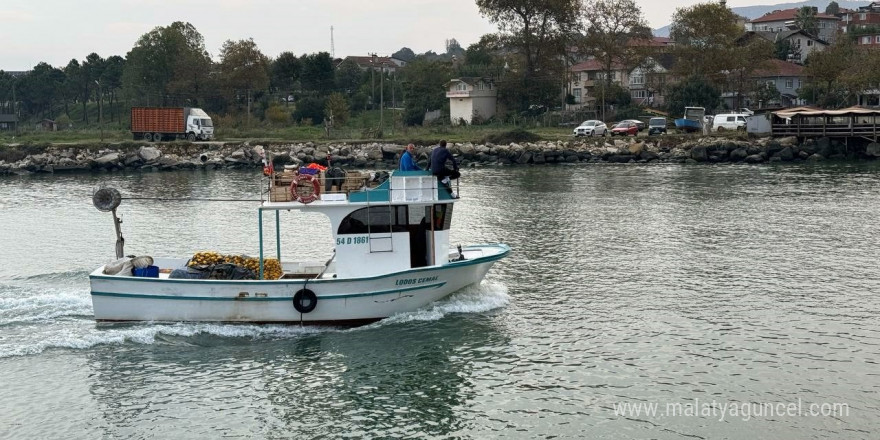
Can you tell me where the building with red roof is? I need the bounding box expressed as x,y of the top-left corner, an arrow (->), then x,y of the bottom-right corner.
745,8 -> 840,43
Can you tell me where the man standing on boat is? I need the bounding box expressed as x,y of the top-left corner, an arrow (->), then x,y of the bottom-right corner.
399,143 -> 422,171
430,140 -> 460,191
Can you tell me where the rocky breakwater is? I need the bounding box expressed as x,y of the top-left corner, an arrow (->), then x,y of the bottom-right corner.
443,135 -> 871,165
0,135 -> 875,176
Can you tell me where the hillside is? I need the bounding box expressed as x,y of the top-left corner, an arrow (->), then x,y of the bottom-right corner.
654,0 -> 870,37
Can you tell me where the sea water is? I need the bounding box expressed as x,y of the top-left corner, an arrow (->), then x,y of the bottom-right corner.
0,164 -> 878,439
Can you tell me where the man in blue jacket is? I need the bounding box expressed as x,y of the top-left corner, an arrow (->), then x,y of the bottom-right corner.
430,140 -> 460,194
399,143 -> 421,171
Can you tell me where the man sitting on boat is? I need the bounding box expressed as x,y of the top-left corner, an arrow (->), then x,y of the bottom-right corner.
430,140 -> 459,194
399,143 -> 421,171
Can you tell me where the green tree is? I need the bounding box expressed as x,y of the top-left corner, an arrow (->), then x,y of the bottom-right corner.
300,52 -> 335,94
753,81 -> 781,106
392,47 -> 416,62
0,71 -> 14,107
464,35 -> 499,66
324,92 -> 351,126
293,96 -> 326,124
476,0 -> 580,110
18,62 -> 65,118
727,39 -> 774,109
802,37 -> 856,107
219,38 -> 270,95
62,59 -> 82,121
775,40 -> 796,61
400,59 -> 452,125
580,0 -> 652,85
270,51 -> 301,96
580,0 -> 651,119
665,75 -> 720,116
335,60 -> 365,95
826,1 -> 840,16
670,2 -> 742,85
100,55 -> 125,122
218,39 -> 270,124
121,21 -> 212,106
795,7 -> 819,36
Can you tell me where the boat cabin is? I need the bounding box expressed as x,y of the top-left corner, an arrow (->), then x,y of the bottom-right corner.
260,170 -> 458,279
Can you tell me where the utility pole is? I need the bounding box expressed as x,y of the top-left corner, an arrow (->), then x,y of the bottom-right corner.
11,79 -> 17,136
95,80 -> 103,142
380,60 -> 384,131
247,89 -> 252,127
371,53 -> 377,110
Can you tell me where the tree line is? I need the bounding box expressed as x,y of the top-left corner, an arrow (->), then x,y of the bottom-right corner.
0,0 -> 873,130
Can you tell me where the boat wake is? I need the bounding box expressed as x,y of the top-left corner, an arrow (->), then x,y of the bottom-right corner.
378,280 -> 510,325
0,281 -> 509,359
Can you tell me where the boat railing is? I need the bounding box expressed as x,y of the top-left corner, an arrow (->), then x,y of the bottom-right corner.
264,169 -> 380,203
263,169 -> 456,204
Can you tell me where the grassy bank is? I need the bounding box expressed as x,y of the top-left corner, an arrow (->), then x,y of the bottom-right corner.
0,105 -> 597,146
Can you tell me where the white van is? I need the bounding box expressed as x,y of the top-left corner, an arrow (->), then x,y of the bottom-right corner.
712,114 -> 747,132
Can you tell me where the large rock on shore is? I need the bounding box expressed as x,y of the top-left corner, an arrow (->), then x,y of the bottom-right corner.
138,146 -> 161,162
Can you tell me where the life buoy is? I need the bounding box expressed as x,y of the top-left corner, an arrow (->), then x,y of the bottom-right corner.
293,289 -> 317,313
290,174 -> 321,204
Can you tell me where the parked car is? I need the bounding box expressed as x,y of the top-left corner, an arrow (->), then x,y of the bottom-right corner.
610,121 -> 639,136
648,117 -> 667,135
712,113 -> 747,132
619,119 -> 646,131
573,120 -> 608,137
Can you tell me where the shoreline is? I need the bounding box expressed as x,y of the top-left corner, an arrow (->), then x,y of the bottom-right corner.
2,136 -> 878,176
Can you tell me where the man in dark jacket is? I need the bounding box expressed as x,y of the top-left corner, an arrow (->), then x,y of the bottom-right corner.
430,140 -> 460,188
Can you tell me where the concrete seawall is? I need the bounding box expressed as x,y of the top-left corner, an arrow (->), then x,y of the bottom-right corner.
2,136 -> 879,176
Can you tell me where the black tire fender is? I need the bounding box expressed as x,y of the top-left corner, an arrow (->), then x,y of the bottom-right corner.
293,289 -> 317,313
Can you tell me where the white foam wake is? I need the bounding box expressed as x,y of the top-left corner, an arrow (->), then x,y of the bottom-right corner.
378,280 -> 510,325
0,292 -> 93,325
0,322 -> 330,358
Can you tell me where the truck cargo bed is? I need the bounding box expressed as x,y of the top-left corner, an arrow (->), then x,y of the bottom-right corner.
131,107 -> 185,134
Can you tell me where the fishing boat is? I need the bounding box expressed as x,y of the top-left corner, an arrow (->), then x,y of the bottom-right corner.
88,169 -> 509,325
674,107 -> 706,133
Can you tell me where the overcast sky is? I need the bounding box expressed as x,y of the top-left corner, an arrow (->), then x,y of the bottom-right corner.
0,0 -> 775,71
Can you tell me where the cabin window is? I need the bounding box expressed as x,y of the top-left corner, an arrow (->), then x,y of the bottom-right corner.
338,206 -> 409,235
431,204 -> 454,231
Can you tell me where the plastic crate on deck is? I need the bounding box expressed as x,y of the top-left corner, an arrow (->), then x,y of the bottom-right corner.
133,265 -> 159,278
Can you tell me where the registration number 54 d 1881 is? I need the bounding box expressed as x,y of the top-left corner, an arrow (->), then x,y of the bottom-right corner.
336,236 -> 370,246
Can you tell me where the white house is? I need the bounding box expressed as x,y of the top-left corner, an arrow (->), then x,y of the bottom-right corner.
739,30 -> 828,64
445,77 -> 497,125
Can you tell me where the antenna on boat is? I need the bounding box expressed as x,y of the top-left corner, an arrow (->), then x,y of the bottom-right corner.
92,186 -> 125,259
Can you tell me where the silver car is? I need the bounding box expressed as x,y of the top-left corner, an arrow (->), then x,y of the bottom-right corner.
573,120 -> 608,137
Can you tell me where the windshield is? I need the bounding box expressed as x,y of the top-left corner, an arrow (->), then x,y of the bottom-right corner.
649,119 -> 665,126
200,118 -> 213,127
581,121 -> 595,127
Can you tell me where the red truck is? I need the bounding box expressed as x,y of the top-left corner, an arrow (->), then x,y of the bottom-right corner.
131,107 -> 214,142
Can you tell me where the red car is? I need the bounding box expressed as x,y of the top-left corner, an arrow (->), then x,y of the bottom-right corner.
610,122 -> 639,136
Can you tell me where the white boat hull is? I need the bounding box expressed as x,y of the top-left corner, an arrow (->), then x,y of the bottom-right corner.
89,244 -> 509,324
